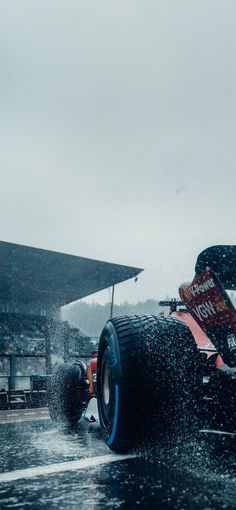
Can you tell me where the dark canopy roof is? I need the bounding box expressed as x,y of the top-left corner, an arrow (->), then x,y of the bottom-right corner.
0,241 -> 143,310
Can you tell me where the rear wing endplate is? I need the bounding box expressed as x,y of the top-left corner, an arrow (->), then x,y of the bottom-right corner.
179,269 -> 236,367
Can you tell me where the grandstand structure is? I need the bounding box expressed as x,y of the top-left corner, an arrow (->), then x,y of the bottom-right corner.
0,241 -> 143,409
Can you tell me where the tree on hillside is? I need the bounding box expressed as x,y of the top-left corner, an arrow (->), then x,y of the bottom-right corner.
61,299 -> 163,337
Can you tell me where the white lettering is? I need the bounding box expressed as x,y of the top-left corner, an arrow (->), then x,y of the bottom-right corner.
199,304 -> 209,318
203,301 -> 216,316
227,334 -> 236,351
189,278 -> 215,297
193,307 -> 203,322
192,301 -> 216,322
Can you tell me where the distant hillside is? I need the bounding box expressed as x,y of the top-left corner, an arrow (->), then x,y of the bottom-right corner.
61,299 -> 163,337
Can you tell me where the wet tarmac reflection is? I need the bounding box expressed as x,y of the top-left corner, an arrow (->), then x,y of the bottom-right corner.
0,418 -> 235,509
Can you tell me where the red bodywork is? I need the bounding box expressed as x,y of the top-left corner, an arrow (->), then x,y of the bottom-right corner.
173,310 -> 223,367
87,356 -> 97,395
178,267 -> 236,367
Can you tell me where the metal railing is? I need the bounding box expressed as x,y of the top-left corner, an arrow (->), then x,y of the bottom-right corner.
0,375 -> 48,410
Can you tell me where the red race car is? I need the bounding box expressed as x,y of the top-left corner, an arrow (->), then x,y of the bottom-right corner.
48,245 -> 236,452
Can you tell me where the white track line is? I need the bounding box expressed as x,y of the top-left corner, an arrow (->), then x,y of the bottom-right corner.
0,454 -> 137,483
200,429 -> 236,436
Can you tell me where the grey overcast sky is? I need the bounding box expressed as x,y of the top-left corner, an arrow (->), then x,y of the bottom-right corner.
0,0 -> 236,304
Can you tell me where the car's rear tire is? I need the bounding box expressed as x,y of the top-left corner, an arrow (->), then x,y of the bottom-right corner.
47,361 -> 88,426
97,315 -> 201,453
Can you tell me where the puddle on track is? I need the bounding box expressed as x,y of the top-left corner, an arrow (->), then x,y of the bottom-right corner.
0,417 -> 107,473
0,419 -> 235,509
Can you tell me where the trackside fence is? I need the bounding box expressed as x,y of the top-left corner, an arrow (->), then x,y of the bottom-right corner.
0,375 -> 48,410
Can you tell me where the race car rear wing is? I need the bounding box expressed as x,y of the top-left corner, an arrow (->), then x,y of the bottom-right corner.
195,245 -> 236,290
179,245 -> 236,368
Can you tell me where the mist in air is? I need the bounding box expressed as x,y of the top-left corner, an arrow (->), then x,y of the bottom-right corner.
0,0 -> 235,303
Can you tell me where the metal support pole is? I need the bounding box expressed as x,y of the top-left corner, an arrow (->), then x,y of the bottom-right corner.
9,354 -> 16,390
45,328 -> 52,375
110,285 -> 115,319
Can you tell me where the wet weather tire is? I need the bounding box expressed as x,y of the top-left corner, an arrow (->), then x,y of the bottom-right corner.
97,315 -> 201,453
47,361 -> 88,426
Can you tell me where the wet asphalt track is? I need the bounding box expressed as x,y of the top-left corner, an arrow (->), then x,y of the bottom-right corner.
0,402 -> 235,509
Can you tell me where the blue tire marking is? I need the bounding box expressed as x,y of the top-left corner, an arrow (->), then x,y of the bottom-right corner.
109,334 -> 117,364
107,332 -> 119,445
107,384 -> 119,446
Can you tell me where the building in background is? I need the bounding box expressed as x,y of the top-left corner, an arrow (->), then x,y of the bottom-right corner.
0,240 -> 143,407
